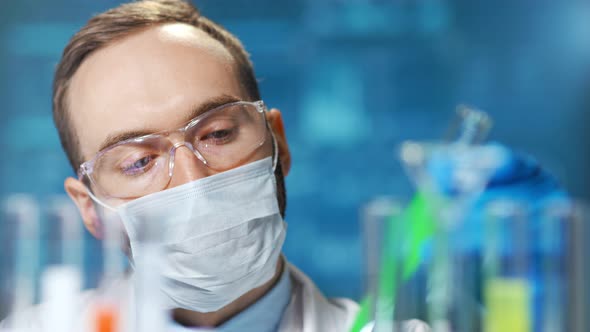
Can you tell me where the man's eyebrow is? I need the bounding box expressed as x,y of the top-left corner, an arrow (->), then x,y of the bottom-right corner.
97,94 -> 243,153
98,130 -> 155,152
181,94 -> 242,124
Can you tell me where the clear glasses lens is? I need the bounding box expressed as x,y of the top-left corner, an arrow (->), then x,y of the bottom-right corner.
93,136 -> 171,198
188,103 -> 266,170
89,102 -> 267,198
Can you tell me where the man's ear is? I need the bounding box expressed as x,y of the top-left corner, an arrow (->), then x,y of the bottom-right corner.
266,108 -> 291,176
64,177 -> 103,239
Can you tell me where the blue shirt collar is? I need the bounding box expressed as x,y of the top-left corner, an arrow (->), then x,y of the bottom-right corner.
171,261 -> 292,332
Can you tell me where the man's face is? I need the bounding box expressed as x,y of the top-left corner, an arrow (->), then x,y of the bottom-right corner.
64,23 -> 289,238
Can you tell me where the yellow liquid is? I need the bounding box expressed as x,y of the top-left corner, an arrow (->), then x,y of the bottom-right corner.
484,278 -> 531,332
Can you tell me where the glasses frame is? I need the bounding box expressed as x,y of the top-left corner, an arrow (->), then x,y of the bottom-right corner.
78,100 -> 269,199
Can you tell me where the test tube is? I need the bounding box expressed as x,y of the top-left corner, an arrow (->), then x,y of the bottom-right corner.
132,216 -> 168,332
47,196 -> 84,269
91,209 -> 129,332
101,209 -> 127,281
0,203 -> 15,322
41,197 -> 84,332
537,200 -> 566,332
539,200 -> 589,332
40,265 -> 82,332
3,194 -> 40,328
362,197 -> 402,332
568,202 -> 590,332
483,200 -> 531,332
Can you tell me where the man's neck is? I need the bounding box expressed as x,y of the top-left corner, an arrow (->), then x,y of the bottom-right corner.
171,258 -> 285,328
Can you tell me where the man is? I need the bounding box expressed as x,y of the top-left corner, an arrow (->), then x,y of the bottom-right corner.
2,1 -> 418,331
1,0 -> 563,331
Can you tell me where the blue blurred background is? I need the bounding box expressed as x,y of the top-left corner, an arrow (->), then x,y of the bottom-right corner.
1,0 -> 589,302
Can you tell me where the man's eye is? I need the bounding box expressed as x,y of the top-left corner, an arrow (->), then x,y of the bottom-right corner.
121,155 -> 155,175
202,128 -> 236,143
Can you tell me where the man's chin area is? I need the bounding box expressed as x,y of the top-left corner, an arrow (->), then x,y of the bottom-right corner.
171,256 -> 285,328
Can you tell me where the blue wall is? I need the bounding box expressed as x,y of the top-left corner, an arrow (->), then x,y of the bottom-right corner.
1,0 -> 589,302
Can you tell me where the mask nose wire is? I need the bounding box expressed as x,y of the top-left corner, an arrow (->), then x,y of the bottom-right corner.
168,142 -> 209,178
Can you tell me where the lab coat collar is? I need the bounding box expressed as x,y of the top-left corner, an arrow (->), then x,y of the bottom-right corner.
278,262 -> 360,332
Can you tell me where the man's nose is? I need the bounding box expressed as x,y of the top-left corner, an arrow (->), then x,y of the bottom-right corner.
167,145 -> 212,188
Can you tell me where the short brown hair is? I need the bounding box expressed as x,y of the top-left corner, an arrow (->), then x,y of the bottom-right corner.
53,0 -> 261,171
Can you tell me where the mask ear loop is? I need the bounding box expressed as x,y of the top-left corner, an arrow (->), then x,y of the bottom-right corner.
270,129 -> 279,172
87,189 -> 117,212
86,188 -> 137,268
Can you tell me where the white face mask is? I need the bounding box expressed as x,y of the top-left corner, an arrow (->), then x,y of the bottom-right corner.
90,156 -> 287,312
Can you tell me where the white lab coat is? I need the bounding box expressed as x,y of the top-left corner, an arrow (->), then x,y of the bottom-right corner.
0,262 -> 428,332
278,263 -> 359,331
279,264 -> 429,332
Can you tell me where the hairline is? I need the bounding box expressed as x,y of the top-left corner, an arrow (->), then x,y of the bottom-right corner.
61,22 -> 256,172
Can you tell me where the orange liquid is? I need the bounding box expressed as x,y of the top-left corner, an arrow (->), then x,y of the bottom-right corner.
94,305 -> 119,332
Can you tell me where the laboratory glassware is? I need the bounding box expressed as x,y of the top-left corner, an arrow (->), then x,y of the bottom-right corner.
2,195 -> 40,329
398,107 -> 501,332
483,200 -> 531,332
362,197 -> 406,332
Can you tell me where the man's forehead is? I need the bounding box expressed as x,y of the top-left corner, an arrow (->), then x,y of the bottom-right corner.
73,22 -> 235,84
68,22 -> 243,162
